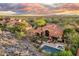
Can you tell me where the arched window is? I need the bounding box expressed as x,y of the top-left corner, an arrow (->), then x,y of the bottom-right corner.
36,33 -> 40,36
45,30 -> 49,36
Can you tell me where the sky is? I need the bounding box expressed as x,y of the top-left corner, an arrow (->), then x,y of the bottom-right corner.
0,0 -> 79,3
1,3 -> 79,15
0,3 -> 61,15
0,0 -> 79,15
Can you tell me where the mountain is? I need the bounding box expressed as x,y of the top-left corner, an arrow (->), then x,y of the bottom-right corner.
57,3 -> 79,10
52,3 -> 79,15
19,3 -> 51,14
0,3 -> 79,15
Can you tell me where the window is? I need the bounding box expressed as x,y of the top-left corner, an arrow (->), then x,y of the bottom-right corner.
52,37 -> 58,40
36,33 -> 40,36
45,30 -> 49,36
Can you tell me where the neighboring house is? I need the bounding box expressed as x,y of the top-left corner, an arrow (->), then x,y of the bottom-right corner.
33,24 -> 63,42
76,48 -> 79,56
0,17 -> 32,31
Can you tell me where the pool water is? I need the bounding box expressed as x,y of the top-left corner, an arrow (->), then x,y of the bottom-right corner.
42,45 -> 61,53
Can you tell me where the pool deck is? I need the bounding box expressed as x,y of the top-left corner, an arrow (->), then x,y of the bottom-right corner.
40,42 -> 65,51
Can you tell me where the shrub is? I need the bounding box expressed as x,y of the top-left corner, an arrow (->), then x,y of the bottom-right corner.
64,28 -> 79,55
15,31 -> 26,39
52,50 -> 73,56
64,28 -> 79,46
35,18 -> 46,27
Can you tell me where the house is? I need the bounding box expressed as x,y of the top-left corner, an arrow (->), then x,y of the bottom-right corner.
0,17 -> 32,31
76,48 -> 79,56
33,24 -> 63,42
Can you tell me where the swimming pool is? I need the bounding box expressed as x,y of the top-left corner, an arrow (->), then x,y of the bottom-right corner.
42,45 -> 61,53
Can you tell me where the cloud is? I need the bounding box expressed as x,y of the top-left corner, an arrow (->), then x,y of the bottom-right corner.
0,11 -> 16,15
0,3 -> 24,11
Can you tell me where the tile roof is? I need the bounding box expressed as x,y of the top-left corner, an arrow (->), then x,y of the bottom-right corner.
34,24 -> 63,37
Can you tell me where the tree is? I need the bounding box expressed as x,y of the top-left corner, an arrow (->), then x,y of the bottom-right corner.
11,21 -> 29,32
15,31 -> 26,39
64,28 -> 79,46
12,21 -> 29,39
6,24 -> 14,32
64,28 -> 79,55
51,18 -> 60,24
35,18 -> 46,27
71,47 -> 77,55
0,23 -> 6,31
34,18 -> 47,43
76,20 -> 79,25
52,50 -> 73,56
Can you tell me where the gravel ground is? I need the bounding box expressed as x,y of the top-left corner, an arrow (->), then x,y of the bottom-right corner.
0,31 -> 44,56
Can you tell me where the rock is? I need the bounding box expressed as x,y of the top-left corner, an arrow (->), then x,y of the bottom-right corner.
0,31 -> 39,56
14,50 -> 20,55
0,49 -> 5,56
0,39 -> 17,46
20,50 -> 30,56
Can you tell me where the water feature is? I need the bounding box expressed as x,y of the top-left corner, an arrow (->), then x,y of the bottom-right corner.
42,45 -> 61,53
